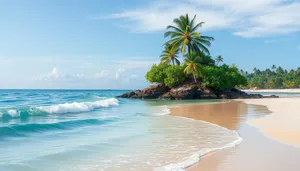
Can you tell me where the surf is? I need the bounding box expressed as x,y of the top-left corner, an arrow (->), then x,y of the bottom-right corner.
0,98 -> 119,119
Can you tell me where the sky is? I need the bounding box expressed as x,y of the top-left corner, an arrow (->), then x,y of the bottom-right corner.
0,0 -> 300,89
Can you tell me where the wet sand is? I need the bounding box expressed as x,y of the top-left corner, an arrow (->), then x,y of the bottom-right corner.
170,100 -> 300,171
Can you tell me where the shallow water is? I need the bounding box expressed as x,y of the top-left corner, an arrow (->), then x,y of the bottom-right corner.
0,90 -> 240,171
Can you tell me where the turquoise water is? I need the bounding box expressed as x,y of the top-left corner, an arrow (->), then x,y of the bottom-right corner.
0,90 -> 240,171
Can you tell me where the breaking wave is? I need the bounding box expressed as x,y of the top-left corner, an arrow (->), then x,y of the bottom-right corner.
0,98 -> 119,119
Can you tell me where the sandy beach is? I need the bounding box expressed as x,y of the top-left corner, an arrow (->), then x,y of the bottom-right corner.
170,98 -> 300,171
243,98 -> 300,147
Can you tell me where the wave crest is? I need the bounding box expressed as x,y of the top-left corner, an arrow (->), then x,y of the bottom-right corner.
0,98 -> 119,119
37,98 -> 119,114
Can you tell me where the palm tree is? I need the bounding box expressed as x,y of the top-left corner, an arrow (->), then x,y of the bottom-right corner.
271,65 -> 276,71
164,14 -> 214,55
253,67 -> 258,74
296,67 -> 300,76
184,52 -> 202,83
160,43 -> 180,65
231,64 -> 237,68
198,51 -> 215,66
276,66 -> 284,75
215,55 -> 223,66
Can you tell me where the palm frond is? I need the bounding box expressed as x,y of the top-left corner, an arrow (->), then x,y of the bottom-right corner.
189,15 -> 197,30
175,58 -> 181,65
195,42 -> 210,54
166,25 -> 184,33
194,38 -> 211,47
172,18 -> 185,31
200,36 -> 215,41
191,22 -> 204,32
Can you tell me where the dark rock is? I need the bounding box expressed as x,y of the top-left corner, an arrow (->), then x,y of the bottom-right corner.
263,95 -> 279,98
116,91 -> 136,98
196,88 -> 218,99
116,80 -> 269,100
218,89 -> 255,99
159,92 -> 174,100
249,94 -> 263,99
219,94 -> 230,99
169,85 -> 198,99
118,84 -> 169,99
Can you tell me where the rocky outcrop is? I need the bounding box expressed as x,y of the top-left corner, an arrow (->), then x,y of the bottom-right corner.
117,83 -> 279,100
117,84 -> 169,99
218,89 -> 264,99
196,88 -> 218,99
169,85 -> 198,99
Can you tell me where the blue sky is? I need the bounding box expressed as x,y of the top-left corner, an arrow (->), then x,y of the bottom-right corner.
0,0 -> 300,89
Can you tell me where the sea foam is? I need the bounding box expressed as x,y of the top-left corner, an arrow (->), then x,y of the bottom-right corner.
156,132 -> 242,171
7,110 -> 19,117
155,119 -> 243,171
37,98 -> 119,114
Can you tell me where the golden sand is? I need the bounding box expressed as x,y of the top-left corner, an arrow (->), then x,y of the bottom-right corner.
169,99 -> 300,171
243,98 -> 300,147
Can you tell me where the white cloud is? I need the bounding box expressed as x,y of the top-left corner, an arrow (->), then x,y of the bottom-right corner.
105,0 -> 300,37
115,68 -> 125,79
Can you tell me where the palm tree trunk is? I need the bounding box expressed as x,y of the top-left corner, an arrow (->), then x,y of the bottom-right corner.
188,44 -> 191,54
193,72 -> 197,83
172,60 -> 175,65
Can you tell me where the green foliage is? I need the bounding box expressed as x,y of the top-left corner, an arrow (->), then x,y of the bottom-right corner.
246,66 -> 300,88
164,65 -> 186,87
145,63 -> 169,84
145,63 -> 187,87
200,65 -> 248,90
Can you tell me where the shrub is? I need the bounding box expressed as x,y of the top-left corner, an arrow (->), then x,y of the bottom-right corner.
145,63 -> 169,84
164,65 -> 186,87
200,64 -> 248,90
145,63 -> 186,87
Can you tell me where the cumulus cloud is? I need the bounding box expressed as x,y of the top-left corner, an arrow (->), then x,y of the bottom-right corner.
104,0 -> 300,37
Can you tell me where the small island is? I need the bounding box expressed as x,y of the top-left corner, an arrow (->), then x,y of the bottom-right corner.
117,14 -> 278,100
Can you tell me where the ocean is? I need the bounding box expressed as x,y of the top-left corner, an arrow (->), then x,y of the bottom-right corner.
0,90 -> 241,171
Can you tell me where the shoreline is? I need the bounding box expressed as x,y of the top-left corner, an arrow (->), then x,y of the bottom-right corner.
168,98 -> 300,170
168,101 -> 246,170
243,88 -> 300,93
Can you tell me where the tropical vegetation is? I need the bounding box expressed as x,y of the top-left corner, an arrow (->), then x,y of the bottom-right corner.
145,14 -> 248,91
243,66 -> 300,89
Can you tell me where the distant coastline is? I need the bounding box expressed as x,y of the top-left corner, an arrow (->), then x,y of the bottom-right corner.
243,88 -> 300,93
